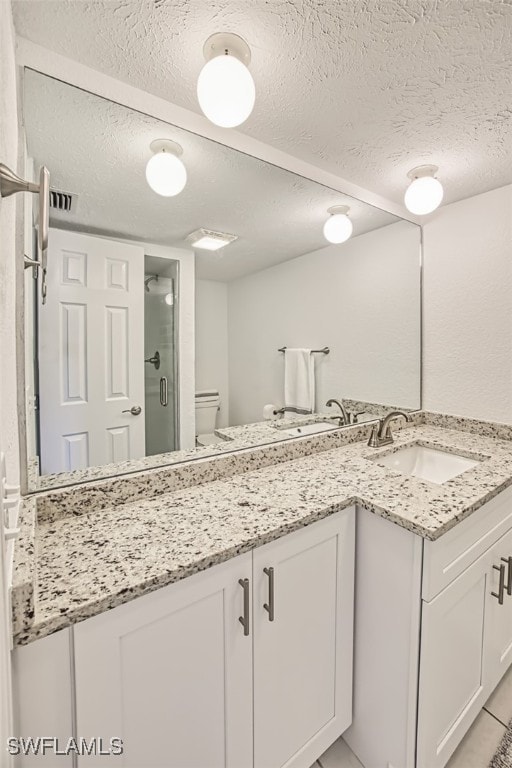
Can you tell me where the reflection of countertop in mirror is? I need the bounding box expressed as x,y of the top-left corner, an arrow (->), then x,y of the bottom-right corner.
32,402 -> 403,492
13,411 -> 512,646
33,413 -> 343,490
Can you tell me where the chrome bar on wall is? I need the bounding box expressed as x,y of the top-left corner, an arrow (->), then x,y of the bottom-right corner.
160,376 -> 168,407
278,346 -> 330,354
0,163 -> 50,303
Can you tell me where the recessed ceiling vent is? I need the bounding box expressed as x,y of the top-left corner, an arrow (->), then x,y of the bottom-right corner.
49,189 -> 76,214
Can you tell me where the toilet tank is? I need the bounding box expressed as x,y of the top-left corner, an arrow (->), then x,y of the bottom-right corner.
195,390 -> 220,435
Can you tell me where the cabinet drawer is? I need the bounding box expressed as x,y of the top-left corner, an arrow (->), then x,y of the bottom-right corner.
423,485 -> 512,602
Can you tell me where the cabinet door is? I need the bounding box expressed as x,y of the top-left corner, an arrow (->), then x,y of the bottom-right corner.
74,553 -> 253,768
12,629 -> 74,767
253,509 -> 355,768
484,527 -> 512,692
417,548 -> 491,768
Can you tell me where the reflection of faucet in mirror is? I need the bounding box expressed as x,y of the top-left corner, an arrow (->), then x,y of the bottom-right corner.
325,398 -> 350,426
367,411 -> 412,448
273,406 -> 301,416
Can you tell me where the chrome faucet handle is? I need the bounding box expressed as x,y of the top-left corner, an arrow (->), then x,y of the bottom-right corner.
368,411 -> 412,448
378,410 -> 412,439
367,422 -> 383,448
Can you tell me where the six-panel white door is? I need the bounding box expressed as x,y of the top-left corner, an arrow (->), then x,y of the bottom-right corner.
252,511 -> 355,768
39,228 -> 145,473
74,553 -> 253,768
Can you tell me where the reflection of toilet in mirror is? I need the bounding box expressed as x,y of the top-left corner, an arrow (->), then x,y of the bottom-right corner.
195,391 -> 222,446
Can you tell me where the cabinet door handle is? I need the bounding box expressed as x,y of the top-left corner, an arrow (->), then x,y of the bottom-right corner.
238,578 -> 250,636
501,557 -> 512,596
492,563 -> 506,605
263,567 -> 275,622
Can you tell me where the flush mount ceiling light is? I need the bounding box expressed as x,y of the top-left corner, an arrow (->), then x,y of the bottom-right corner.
404,165 -> 443,215
187,228 -> 238,251
145,139 -> 187,197
197,32 -> 256,128
323,205 -> 353,244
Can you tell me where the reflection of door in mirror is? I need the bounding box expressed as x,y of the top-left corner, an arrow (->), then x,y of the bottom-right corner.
38,228 -> 149,474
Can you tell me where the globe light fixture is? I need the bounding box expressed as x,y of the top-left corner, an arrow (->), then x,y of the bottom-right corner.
404,165 -> 443,215
197,32 -> 255,128
145,139 -> 187,197
323,205 -> 353,244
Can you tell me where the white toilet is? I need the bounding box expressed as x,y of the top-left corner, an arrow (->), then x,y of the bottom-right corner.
195,390 -> 222,446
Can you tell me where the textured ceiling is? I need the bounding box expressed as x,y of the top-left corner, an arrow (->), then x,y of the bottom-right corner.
13,0 -> 512,207
23,70 -> 399,281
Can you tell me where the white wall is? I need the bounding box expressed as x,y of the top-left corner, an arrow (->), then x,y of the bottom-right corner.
227,221 -> 421,426
423,185 -> 512,423
0,2 -> 20,483
195,279 -> 229,428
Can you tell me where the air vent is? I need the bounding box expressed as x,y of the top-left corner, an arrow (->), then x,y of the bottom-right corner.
49,190 -> 76,213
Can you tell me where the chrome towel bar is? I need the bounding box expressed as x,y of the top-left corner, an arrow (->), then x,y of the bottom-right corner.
0,163 -> 50,304
278,346 -> 330,354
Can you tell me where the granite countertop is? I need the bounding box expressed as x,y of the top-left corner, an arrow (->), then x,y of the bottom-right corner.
33,408 -> 385,491
14,420 -> 512,646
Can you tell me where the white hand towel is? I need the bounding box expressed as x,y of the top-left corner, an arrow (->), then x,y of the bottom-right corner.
284,348 -> 315,414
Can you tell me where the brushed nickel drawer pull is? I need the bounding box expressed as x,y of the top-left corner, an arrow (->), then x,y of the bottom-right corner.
263,567 -> 275,621
238,578 -> 250,636
501,557 -> 512,596
492,563 -> 506,605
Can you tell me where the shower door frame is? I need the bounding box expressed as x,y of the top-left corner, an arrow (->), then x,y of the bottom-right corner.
143,259 -> 181,457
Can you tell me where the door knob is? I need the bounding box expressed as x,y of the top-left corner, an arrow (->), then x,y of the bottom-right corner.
122,406 -> 142,416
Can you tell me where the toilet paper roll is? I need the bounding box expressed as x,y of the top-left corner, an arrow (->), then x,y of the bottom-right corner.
263,404 -> 278,420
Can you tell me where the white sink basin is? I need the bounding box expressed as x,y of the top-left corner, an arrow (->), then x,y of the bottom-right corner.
372,444 -> 481,484
281,421 -> 339,437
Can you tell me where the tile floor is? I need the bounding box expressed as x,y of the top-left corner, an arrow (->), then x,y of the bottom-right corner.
312,666 -> 512,768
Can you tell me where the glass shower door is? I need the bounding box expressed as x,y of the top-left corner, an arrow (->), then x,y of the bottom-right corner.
144,271 -> 178,456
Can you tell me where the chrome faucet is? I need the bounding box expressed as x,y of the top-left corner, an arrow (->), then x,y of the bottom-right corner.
273,406 -> 300,416
367,411 -> 412,448
325,398 -> 350,426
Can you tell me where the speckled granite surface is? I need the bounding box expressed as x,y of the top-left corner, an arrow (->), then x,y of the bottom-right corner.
11,498 -> 36,637
423,411 -> 512,441
35,415 -> 393,523
13,420 -> 512,646
33,412 -> 364,492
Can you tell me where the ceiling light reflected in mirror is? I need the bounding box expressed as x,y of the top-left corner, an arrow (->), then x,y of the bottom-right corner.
323,206 -> 353,244
145,139 -> 187,197
187,228 -> 238,251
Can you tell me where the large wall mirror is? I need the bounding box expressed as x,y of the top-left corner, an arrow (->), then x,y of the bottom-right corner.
20,69 -> 421,492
